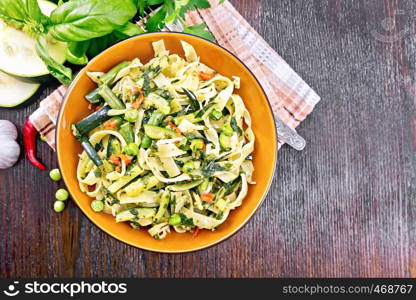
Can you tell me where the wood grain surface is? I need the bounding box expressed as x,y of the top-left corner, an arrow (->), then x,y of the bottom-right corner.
1,0 -> 415,278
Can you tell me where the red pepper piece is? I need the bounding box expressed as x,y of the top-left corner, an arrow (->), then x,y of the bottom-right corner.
23,117 -> 46,170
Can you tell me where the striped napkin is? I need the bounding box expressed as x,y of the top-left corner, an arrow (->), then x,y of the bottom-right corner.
30,0 -> 320,150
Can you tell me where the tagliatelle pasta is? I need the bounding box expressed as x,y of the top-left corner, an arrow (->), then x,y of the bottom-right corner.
73,40 -> 255,239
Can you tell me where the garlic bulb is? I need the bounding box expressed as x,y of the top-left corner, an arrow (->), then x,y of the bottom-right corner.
0,120 -> 20,169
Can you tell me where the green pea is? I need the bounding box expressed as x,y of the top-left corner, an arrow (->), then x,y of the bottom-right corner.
190,139 -> 204,152
55,188 -> 69,201
221,123 -> 234,136
168,213 -> 183,226
124,143 -> 139,156
182,161 -> 195,173
53,201 -> 65,213
209,109 -> 222,121
124,108 -> 139,123
49,168 -> 62,181
91,200 -> 104,212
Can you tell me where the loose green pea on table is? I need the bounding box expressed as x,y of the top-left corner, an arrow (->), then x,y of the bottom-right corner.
54,201 -> 65,213
55,188 -> 69,201
49,168 -> 62,181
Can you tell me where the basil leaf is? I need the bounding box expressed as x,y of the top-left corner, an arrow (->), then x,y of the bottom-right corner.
66,40 -> 90,65
183,23 -> 214,41
145,5 -> 167,32
35,35 -> 73,85
179,0 -> 211,18
0,0 -> 48,33
115,22 -> 144,37
230,117 -> 242,136
86,32 -> 124,58
49,0 -> 137,42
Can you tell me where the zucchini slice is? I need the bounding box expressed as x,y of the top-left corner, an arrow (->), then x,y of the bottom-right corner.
0,71 -> 40,107
219,132 -> 231,150
0,0 -> 67,81
116,208 -> 156,223
75,106 -> 111,136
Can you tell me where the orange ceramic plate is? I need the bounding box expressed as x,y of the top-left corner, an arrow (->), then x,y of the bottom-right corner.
57,32 -> 277,253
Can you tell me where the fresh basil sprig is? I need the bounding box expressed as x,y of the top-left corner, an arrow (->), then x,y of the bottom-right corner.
48,0 -> 138,42
0,0 -> 219,85
35,35 -> 73,85
0,0 -> 48,34
144,0 -> 214,40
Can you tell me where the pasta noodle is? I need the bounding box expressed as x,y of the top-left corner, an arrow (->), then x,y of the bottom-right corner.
74,40 -> 255,239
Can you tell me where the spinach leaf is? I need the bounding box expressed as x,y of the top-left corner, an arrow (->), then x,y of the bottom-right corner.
230,117 -> 242,136
182,88 -> 200,111
195,102 -> 215,118
178,213 -> 194,227
48,0 -> 137,42
35,35 -> 73,85
201,161 -> 226,177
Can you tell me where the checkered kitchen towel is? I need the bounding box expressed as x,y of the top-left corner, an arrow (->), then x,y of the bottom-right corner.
30,0 -> 320,150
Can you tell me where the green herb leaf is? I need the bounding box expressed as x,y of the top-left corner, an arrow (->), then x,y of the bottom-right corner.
145,4 -> 167,32
179,0 -> 211,18
230,117 -> 242,136
0,0 -> 48,34
182,88 -> 200,111
87,33 -> 120,58
115,22 -> 144,37
66,40 -> 90,65
49,0 -> 138,42
35,35 -> 73,85
178,213 -> 194,227
201,161 -> 226,177
183,23 -> 214,41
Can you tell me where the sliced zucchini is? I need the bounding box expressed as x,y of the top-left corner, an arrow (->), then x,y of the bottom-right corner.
107,166 -> 144,194
0,71 -> 40,107
219,132 -> 231,150
144,124 -> 177,139
173,112 -> 202,125
107,136 -> 122,158
0,0 -> 67,81
78,137 -> 103,167
119,123 -> 135,144
74,106 -> 111,136
116,207 -> 156,223
143,93 -> 171,114
124,175 -> 160,197
168,180 -> 203,192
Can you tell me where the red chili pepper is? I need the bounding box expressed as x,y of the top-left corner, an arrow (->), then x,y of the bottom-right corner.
200,193 -> 215,204
168,121 -> 181,137
198,71 -> 216,81
23,117 -> 46,170
130,87 -> 144,109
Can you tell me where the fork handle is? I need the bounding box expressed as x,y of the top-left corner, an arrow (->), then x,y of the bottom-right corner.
275,116 -> 306,151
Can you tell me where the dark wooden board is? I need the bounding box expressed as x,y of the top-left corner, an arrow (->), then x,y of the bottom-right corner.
1,0 -> 415,278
